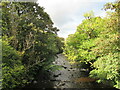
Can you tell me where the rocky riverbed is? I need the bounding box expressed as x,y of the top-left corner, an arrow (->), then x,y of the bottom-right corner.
22,54 -> 117,89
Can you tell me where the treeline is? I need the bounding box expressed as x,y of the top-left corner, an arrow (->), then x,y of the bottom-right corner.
1,2 -> 64,89
64,1 -> 120,89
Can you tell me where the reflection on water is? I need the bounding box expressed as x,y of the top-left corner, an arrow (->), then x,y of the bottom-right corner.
22,54 -> 116,89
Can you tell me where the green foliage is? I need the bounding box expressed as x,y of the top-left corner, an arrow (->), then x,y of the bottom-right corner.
64,1 -> 120,89
2,40 -> 28,89
64,17 -> 106,64
90,53 -> 120,84
0,40 -> 2,90
83,10 -> 95,19
1,2 -> 63,89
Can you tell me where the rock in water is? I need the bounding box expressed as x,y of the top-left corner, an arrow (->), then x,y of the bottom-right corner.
33,80 -> 37,84
62,66 -> 67,69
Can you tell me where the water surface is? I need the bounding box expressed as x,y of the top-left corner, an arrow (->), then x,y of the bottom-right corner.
22,54 -> 116,89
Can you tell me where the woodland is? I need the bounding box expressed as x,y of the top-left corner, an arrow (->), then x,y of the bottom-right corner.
1,2 -> 64,89
64,1 -> 120,89
0,0 -> 120,89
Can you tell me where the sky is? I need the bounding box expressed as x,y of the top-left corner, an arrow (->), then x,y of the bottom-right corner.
37,0 -> 116,38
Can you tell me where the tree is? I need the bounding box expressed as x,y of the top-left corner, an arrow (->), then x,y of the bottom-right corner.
1,2 -> 63,89
83,10 -> 95,19
64,1 -> 120,89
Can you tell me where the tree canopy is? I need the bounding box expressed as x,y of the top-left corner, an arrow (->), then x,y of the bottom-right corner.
64,1 -> 120,89
1,2 -> 64,89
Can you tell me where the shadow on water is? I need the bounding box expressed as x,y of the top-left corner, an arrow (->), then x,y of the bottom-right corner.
21,54 -> 119,90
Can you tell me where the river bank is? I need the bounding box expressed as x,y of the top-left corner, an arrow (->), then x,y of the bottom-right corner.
21,54 -> 118,89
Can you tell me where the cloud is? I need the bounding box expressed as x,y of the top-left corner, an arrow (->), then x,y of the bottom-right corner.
37,0 -> 116,38
57,22 -> 78,38
37,0 -> 91,25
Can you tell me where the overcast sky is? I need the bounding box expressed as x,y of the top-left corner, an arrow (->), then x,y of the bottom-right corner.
37,0 -> 116,38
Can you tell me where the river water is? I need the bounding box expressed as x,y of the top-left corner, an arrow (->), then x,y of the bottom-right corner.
22,54 -> 117,89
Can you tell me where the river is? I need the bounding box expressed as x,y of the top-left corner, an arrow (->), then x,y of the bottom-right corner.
22,54 -> 118,89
